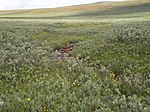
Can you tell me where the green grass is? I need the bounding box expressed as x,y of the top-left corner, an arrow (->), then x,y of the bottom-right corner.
0,0 -> 150,20
0,0 -> 150,111
67,3 -> 150,19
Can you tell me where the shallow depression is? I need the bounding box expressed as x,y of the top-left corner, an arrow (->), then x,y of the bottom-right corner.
54,41 -> 78,61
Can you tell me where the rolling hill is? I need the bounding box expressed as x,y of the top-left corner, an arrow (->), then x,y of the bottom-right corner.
0,0 -> 150,20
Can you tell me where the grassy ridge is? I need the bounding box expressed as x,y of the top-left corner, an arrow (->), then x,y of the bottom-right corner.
0,0 -> 150,19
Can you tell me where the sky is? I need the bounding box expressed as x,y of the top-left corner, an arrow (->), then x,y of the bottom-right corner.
0,0 -> 126,10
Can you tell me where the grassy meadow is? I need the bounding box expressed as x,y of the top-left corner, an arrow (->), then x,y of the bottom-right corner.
0,0 -> 150,111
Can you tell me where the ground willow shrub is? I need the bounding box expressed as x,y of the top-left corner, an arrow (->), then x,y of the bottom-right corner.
110,22 -> 150,44
73,21 -> 150,107
1,21 -> 150,112
0,30 -> 52,73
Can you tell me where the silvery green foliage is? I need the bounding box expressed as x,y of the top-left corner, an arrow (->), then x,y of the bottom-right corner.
0,21 -> 150,112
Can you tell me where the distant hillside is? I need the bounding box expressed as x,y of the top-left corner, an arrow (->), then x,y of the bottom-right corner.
0,0 -> 150,19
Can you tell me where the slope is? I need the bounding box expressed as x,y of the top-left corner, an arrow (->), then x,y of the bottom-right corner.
0,0 -> 149,20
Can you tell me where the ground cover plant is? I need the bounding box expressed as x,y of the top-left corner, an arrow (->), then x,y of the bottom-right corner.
0,0 -> 150,112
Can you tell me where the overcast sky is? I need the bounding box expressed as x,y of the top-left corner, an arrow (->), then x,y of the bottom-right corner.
0,0 -> 126,10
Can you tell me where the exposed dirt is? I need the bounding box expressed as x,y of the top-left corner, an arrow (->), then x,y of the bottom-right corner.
54,42 -> 78,61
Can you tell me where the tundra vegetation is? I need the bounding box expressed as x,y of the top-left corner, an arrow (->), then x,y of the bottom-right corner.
0,0 -> 150,111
